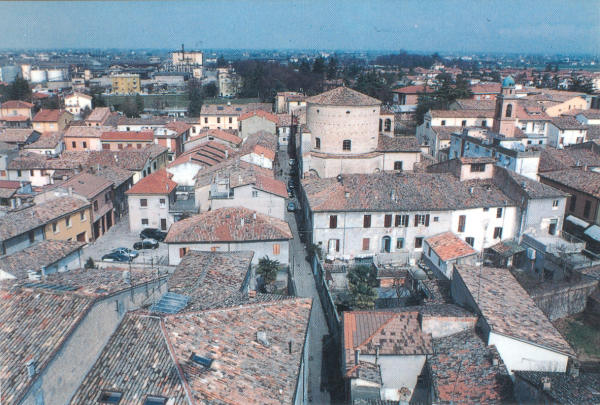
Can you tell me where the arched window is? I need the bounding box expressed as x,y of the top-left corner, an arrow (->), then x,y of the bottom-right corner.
342,140 -> 351,151
384,119 -> 391,132
506,104 -> 512,118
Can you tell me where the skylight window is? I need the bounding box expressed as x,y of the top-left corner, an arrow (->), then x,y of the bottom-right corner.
99,391 -> 122,404
190,353 -> 213,368
144,396 -> 167,405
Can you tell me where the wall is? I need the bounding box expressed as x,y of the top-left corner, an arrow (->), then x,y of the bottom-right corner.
199,114 -> 238,130
8,168 -> 55,187
240,116 -> 276,139
361,354 -> 427,402
539,177 -> 600,226
44,206 -> 93,243
545,97 -> 587,117
128,194 -> 174,233
240,152 -> 273,169
210,184 -> 286,220
22,278 -> 168,405
167,161 -> 203,186
421,314 -> 477,338
529,279 -> 598,320
65,137 -> 102,151
1,227 -> 45,256
381,151 -> 420,172
168,240 -> 289,266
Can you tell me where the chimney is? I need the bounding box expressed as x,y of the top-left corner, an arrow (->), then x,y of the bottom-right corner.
26,359 -> 36,379
541,376 -> 551,391
256,331 -> 270,347
240,218 -> 245,226
375,347 -> 380,365
344,191 -> 350,198
288,340 -> 293,354
248,289 -> 256,299
122,270 -> 131,284
40,266 -> 46,279
569,360 -> 580,378
355,349 -> 361,365
252,212 -> 256,219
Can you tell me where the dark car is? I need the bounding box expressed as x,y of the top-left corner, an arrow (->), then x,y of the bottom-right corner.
287,179 -> 295,189
101,251 -> 131,262
140,228 -> 167,241
287,201 -> 297,212
133,238 -> 159,250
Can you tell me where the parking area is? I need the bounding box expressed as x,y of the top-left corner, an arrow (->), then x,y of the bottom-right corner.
81,215 -> 169,265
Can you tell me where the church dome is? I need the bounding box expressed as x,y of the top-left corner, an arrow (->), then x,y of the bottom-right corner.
502,76 -> 515,87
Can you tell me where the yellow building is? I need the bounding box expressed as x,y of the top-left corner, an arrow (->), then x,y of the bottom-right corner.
42,199 -> 93,243
111,74 -> 141,95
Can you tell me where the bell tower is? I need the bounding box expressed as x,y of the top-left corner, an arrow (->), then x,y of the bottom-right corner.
492,76 -> 517,138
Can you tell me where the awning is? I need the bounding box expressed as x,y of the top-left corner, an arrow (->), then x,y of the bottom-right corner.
584,225 -> 600,242
566,215 -> 590,228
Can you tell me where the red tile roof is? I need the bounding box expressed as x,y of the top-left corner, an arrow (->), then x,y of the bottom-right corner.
430,109 -> 495,119
100,130 -> 154,142
306,86 -> 381,106
55,172 -> 113,199
239,109 -> 279,124
32,109 -> 68,122
254,174 -> 288,198
165,120 -> 191,134
165,207 -> 292,243
392,85 -> 435,94
240,131 -> 277,161
169,141 -> 234,168
425,232 -> 477,261
470,82 -> 501,94
1,100 -> 34,109
1,115 -> 29,122
126,169 -> 177,195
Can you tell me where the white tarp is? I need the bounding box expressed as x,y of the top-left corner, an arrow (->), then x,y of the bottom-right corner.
584,225 -> 600,241
566,215 -> 590,228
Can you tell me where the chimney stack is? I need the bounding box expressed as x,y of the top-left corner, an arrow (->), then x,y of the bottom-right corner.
541,376 -> 551,391
26,359 -> 36,379
355,349 -> 361,365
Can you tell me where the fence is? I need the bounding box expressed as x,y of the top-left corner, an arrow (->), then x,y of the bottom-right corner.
311,254 -> 341,344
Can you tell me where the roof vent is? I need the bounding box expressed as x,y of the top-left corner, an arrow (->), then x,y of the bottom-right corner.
541,376 -> 551,391
122,271 -> 131,284
240,218 -> 245,226
26,359 -> 36,379
190,353 -> 213,368
344,191 -> 350,198
252,212 -> 256,219
256,331 -> 270,347
468,187 -> 474,194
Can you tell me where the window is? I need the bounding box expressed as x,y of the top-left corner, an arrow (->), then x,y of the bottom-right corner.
363,215 -> 371,228
28,231 -> 35,243
179,247 -> 189,258
482,120 -> 487,127
505,104 -> 512,118
30,170 -> 34,176
465,237 -> 474,246
252,190 -> 258,197
217,117 -> 221,123
395,214 -> 409,227
496,207 -> 503,218
346,110 -> 351,114
72,141 -> 76,148
362,238 -> 370,251
66,216 -> 71,228
140,199 -> 148,207
153,162 -> 157,170
384,214 -> 392,228
159,198 -> 166,208
141,218 -> 148,225
461,120 -> 467,127
17,170 -> 21,177
315,137 -> 321,149
99,391 -> 122,404
137,144 -> 142,149
80,211 -> 86,221
329,215 -> 337,228
204,117 -> 208,123
569,195 -> 577,212
228,117 -> 232,124
118,144 -> 123,150
127,144 -> 132,148
414,214 -> 430,227
52,222 -> 58,233
102,144 -> 110,150
552,199 -> 559,208
342,140 -> 351,151
433,216 -> 439,222
394,161 -> 403,171
144,397 -> 167,405
396,238 -> 404,249
82,141 -> 87,148
415,237 -> 423,249
458,215 -> 466,233
493,227 -> 503,239
428,246 -> 432,256
384,119 -> 391,132
584,200 -> 592,218
471,163 -> 485,172
549,219 -> 558,235
273,244 -> 280,255
441,120 -> 446,126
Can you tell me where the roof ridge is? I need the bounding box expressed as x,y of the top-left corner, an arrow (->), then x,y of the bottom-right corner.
354,312 -> 398,349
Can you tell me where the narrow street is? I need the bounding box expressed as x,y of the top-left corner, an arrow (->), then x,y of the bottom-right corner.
278,145 -> 332,405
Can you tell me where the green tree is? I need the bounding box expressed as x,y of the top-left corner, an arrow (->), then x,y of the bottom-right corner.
327,57 -> 338,79
187,79 -> 203,116
135,94 -> 145,115
202,82 -> 218,98
348,265 -> 378,309
90,86 -> 106,107
312,56 -> 326,75
8,77 -> 32,102
216,55 -> 227,68
256,256 -> 280,286
352,71 -> 393,103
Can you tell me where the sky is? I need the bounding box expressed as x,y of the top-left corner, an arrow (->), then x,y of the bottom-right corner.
0,0 -> 599,54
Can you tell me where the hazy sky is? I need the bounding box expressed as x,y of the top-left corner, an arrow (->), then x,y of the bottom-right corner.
1,0 -> 598,54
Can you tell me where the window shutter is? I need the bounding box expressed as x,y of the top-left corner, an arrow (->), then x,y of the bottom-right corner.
414,215 -> 419,227
335,239 -> 340,252
425,214 -> 430,227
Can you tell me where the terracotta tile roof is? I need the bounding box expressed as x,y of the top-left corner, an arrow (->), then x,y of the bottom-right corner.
0,196 -> 90,242
69,313 -> 187,404
165,207 -> 292,243
306,86 -> 381,106
577,109 -> 600,120
493,166 -> 567,200
454,265 -> 575,356
63,125 -> 107,138
92,166 -> 134,188
470,82 -> 501,94
56,172 -> 113,199
163,298 -> 312,405
254,174 -> 288,198
343,311 -> 433,377
425,232 -> 477,261
551,116 -> 588,130
23,132 -> 63,149
0,240 -> 85,279
1,115 -> 29,122
59,145 -> 168,172
126,169 -> 177,195
187,128 -> 243,147
516,103 -> 551,121
0,129 -> 38,144
240,130 -> 277,161
0,180 -> 21,190
430,109 -> 495,119
117,115 -> 171,126
588,125 -> 600,140
165,120 -> 191,135
392,85 -> 435,94
431,126 -> 462,140
200,102 -> 272,116
85,107 -> 111,122
239,109 -> 279,124
377,134 -> 421,152
168,251 -> 254,310
194,158 -> 274,188
539,169 -> 600,199
32,109 -> 68,122
100,130 -> 154,141
0,286 -> 93,405
169,141 -> 234,168
514,371 -> 600,404
429,330 -> 512,404
1,100 -> 34,109
302,172 -> 515,212
65,92 -> 92,100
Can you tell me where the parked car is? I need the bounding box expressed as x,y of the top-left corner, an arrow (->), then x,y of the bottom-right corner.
101,251 -> 131,262
288,188 -> 295,199
287,179 -> 295,189
133,239 -> 160,250
112,247 -> 139,259
288,158 -> 296,167
140,228 -> 167,241
287,201 -> 297,212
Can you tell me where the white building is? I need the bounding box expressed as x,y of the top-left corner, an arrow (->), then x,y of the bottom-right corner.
64,92 -> 92,118
547,116 -> 588,147
164,206 -> 292,266
125,170 -> 177,233
240,130 -> 278,170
